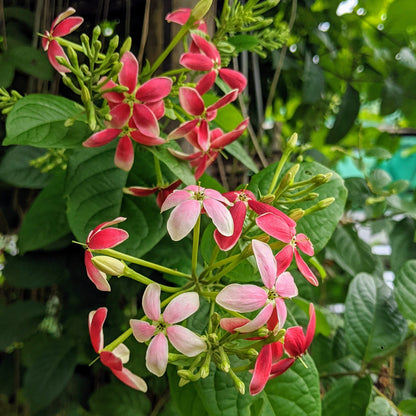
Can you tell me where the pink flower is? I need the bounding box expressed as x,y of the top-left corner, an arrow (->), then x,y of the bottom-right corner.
42,8 -> 83,73
180,34 -> 247,95
130,284 -> 206,376
165,8 -> 208,32
216,240 -> 298,333
88,307 -> 147,391
256,213 -> 318,286
160,185 -> 234,241
85,217 -> 129,291
213,190 -> 296,251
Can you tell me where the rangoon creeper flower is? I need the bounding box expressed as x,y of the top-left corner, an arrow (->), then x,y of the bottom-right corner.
216,240 -> 298,333
256,213 -> 319,286
85,217 -> 129,291
130,283 -> 206,376
180,33 -> 247,95
42,7 -> 83,73
165,8 -> 208,32
88,307 -> 147,391
160,185 -> 234,241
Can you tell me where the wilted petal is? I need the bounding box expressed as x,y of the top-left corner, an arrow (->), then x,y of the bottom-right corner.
219,68 -> 247,92
111,367 -> 148,391
249,344 -> 272,396
130,319 -> 156,342
275,245 -> 294,276
179,87 -> 205,116
196,71 -> 217,95
252,239 -> 277,289
167,325 -> 206,356
100,351 -> 123,371
83,129 -> 121,147
295,233 -> 314,256
203,198 -> 234,237
275,272 -> 298,298
88,228 -> 129,250
163,292 -> 200,324
256,213 -> 294,243
88,307 -> 107,352
294,250 -> 319,286
179,53 -> 214,71
136,77 -> 172,102
167,199 -> 201,241
119,51 -> 138,93
236,303 -> 274,333
115,135 -> 134,171
216,283 -> 267,312
220,317 -> 250,333
85,251 -> 111,291
146,333 -> 168,377
160,190 -> 192,212
142,283 -> 161,321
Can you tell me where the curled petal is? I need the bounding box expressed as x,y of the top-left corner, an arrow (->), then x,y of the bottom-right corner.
130,319 -> 156,342
191,34 -> 220,62
294,250 -> 319,286
269,358 -> 296,379
119,51 -> 138,93
219,68 -> 247,93
163,292 -> 200,324
112,343 -> 130,364
216,283 -> 267,313
160,190 -> 192,212
83,129 -> 121,147
252,239 -> 277,289
275,245 -> 294,276
179,53 -> 214,71
206,89 -> 238,113
167,119 -> 199,140
143,283 -> 161,321
275,272 -> 298,298
249,344 -> 272,396
220,317 -> 250,333
111,366 -> 147,391
305,303 -> 316,350
136,77 -> 172,103
88,228 -> 129,250
47,40 -> 70,73
167,199 -> 201,241
165,8 -> 192,24
124,185 -> 159,197
51,7 -> 76,28
89,217 -> 127,237
115,135 -> 134,171
100,351 -> 123,371
130,130 -> 165,146
203,198 -> 234,237
196,71 -> 217,95
211,119 -> 249,149
166,325 -> 206,356
284,326 -> 305,358
248,201 -> 296,228
236,303 -> 274,333
88,307 -> 107,353
85,251 -> 111,291
256,213 -> 294,243
179,87 -> 205,116
53,16 -> 83,37
146,333 -> 168,377
295,233 -> 314,256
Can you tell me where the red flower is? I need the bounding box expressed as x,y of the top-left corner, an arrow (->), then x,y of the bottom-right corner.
42,8 -> 83,73
165,8 -> 208,33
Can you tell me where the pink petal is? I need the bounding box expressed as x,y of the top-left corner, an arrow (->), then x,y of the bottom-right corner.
115,135 -> 134,171
47,40 -> 70,73
197,119 -> 209,151
269,358 -> 296,379
167,119 -> 199,140
211,119 -> 249,149
136,77 -> 172,103
204,189 -> 233,205
216,283 -> 267,312
163,292 -> 200,324
89,217 -> 127,237
274,298 -> 287,331
214,201 -> 246,251
166,325 -> 206,356
166,199 -> 201,241
294,250 -> 319,286
168,148 -> 199,161
160,190 -> 192,212
101,79 -> 124,103
275,272 -> 298,298
85,251 -> 111,291
235,303 -> 274,333
295,233 -> 314,256
249,344 -> 272,396
142,283 -> 161,321
132,103 -> 160,137
165,8 -> 191,24
108,103 -> 131,129
252,239 -> 277,289
196,71 -> 217,95
191,34 -> 220,62
88,307 -> 107,353
83,129 -> 121,147
203,198 -> 234,237
146,100 -> 165,120
275,245 -> 294,276
130,130 -> 165,146
119,51 -> 138,93
100,351 -> 123,371
111,366 -> 147,391
179,87 -> 205,116
284,326 -> 306,357
146,333 -> 168,377
194,153 -> 217,179
249,201 -> 296,228
130,319 -> 156,342
220,317 -> 250,333
305,303 -> 316,350
206,89 -> 238,112
256,213 -> 294,242
179,53 -> 214,71
53,16 -> 83,37
219,68 -> 247,93
88,228 -> 129,250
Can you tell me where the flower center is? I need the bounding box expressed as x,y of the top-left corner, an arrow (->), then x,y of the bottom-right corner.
238,192 -> 249,202
267,289 -> 278,301
195,190 -> 205,201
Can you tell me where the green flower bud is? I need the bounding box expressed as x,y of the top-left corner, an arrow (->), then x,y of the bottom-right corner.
288,208 -> 304,221
191,0 -> 213,22
287,132 -> 298,149
91,256 -> 125,276
120,37 -> 132,56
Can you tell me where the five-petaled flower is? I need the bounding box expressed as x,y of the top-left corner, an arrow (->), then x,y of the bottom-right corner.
216,239 -> 298,333
84,217 -> 129,291
88,307 -> 147,391
130,283 -> 206,376
256,212 -> 319,286
42,8 -> 83,73
160,185 -> 234,241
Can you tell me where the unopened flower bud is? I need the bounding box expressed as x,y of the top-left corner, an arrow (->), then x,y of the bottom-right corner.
177,369 -> 199,381
257,327 -> 269,338
287,132 -> 298,149
288,208 -> 304,221
210,313 -> 220,330
217,346 -> 230,373
81,85 -> 91,104
200,354 -> 211,379
305,192 -> 319,201
91,256 -> 125,276
229,369 -> 245,395
247,348 -> 259,359
108,35 -> 119,54
120,37 -> 132,56
317,197 -> 335,209
92,25 -> 101,42
208,333 -> 219,345
66,46 -> 79,68
178,377 -> 190,387
191,0 -> 213,21
261,194 -> 275,204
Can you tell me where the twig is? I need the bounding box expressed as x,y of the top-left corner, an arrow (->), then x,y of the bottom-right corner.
137,0 -> 151,68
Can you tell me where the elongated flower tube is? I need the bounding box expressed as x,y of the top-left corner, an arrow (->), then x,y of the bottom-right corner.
216,240 -> 298,333
88,307 -> 147,391
42,8 -> 83,73
130,284 -> 206,376
84,217 -> 129,291
160,185 -> 234,241
256,213 -> 318,286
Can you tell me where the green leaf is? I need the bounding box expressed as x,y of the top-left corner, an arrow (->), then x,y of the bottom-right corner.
380,78 -> 403,116
369,169 -> 392,192
4,252 -> 68,288
385,0 -> 416,34
326,85 -> 360,144
0,146 -> 50,188
7,46 -> 53,80
395,260 -> 416,322
19,173 -> 71,253
303,52 -> 325,103
344,273 -> 407,363
226,140 -> 259,173
365,147 -> 392,160
89,382 -> 151,416
0,300 -> 45,350
399,398 -> 416,416
227,35 -> 258,52
366,396 -> 398,416
390,218 -> 416,272
0,54 -> 15,88
65,144 -> 128,243
23,338 -> 77,412
4,94 -> 91,148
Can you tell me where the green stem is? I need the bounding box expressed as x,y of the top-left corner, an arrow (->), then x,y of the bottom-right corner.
92,248 -> 192,279
123,267 -> 181,293
192,216 -> 201,278
267,149 -> 291,194
153,154 -> 164,186
54,37 -> 106,60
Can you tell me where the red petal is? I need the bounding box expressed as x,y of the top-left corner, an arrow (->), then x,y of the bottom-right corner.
179,53 -> 214,71
125,186 -> 159,197
47,41 -> 70,73
275,245 -> 294,276
197,119 -> 209,151
132,103 -> 160,137
294,250 -> 319,286
100,351 -> 123,371
146,100 -> 165,120
284,326 -> 306,357
211,119 -> 249,149
269,358 -> 296,379
296,233 -> 314,256
115,136 -> 134,171
130,130 -> 165,146
119,51 -> 138,93
51,7 -> 76,28
83,129 -> 121,147
109,103 -> 131,128
84,251 -> 111,292
167,119 -> 199,140
53,16 -> 83,37
305,303 -> 316,350
111,367 -> 147,391
256,213 -> 294,242
88,228 -> 129,250
219,68 -> 247,92
179,87 -> 205,116
196,71 -> 217,95
249,344 -> 272,395
191,34 -> 220,62
206,89 -> 238,112
249,202 -> 296,228
136,77 -> 172,103
165,8 -> 191,24
101,79 -> 124,104
88,307 -> 107,352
